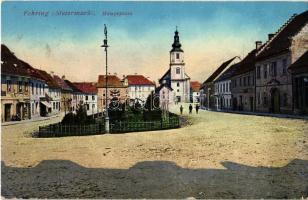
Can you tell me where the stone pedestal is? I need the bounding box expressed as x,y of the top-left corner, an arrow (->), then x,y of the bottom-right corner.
105,116 -> 110,133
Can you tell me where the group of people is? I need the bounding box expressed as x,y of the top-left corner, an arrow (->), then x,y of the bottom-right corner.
180,104 -> 200,115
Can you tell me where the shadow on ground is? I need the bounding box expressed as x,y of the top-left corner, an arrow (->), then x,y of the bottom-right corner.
2,159 -> 308,199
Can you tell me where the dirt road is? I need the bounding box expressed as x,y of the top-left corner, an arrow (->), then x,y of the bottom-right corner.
2,106 -> 308,198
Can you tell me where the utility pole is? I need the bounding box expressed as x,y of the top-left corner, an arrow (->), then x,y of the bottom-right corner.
101,24 -> 110,133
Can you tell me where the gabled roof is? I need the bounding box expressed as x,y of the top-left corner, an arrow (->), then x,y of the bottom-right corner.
1,44 -> 50,83
234,49 -> 257,76
190,81 -> 201,92
18,60 -> 45,82
215,63 -> 241,82
204,57 -> 238,84
1,44 -> 32,78
125,75 -> 155,86
97,75 -> 126,88
257,11 -> 308,60
53,75 -> 73,91
73,82 -> 98,94
37,70 -> 61,89
65,80 -> 82,93
288,51 -> 308,74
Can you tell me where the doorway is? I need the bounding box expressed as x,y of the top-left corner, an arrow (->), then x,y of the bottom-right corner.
249,97 -> 254,112
271,88 -> 280,113
4,104 -> 11,122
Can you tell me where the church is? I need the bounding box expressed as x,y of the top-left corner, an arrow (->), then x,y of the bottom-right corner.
158,28 -> 191,104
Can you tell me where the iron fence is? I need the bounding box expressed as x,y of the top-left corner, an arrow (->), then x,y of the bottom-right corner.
38,122 -> 105,137
110,116 -> 180,133
38,116 -> 180,137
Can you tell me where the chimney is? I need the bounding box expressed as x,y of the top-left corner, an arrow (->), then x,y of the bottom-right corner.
62,75 -> 65,80
268,33 -> 275,40
255,41 -> 262,50
50,71 -> 54,76
114,72 -> 117,76
134,72 -> 137,75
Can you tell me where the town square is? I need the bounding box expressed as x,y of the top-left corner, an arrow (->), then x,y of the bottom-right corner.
1,1 -> 308,199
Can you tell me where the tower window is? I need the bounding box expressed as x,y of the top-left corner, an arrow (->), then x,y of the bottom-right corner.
176,53 -> 179,59
176,67 -> 180,74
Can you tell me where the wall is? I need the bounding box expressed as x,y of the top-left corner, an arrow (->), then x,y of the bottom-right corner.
97,87 -> 128,112
231,70 -> 255,111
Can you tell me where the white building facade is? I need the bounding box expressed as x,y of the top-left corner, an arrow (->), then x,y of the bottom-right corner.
125,75 -> 155,105
214,80 -> 232,110
159,29 -> 191,103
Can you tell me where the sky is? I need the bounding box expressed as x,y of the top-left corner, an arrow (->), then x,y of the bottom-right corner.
2,1 -> 307,83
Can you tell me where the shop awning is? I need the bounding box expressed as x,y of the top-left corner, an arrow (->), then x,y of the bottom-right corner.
40,101 -> 52,108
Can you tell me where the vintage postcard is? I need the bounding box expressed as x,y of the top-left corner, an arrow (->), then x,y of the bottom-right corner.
1,1 -> 308,199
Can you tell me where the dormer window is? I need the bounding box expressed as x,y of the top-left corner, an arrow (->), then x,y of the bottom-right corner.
176,67 -> 180,74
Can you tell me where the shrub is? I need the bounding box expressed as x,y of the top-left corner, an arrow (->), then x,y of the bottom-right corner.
61,104 -> 96,125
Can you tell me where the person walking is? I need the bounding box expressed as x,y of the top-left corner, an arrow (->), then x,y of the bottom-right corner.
180,105 -> 183,115
195,104 -> 200,114
189,104 -> 193,114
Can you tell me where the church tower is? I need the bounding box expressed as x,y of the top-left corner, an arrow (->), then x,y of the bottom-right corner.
169,28 -> 190,103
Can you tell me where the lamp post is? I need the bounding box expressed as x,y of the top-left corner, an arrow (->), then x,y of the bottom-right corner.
101,24 -> 110,133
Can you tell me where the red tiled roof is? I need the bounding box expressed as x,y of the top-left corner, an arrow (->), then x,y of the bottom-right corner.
126,75 -> 155,86
257,11 -> 308,60
190,81 -> 201,92
73,82 -> 98,94
97,75 -> 125,88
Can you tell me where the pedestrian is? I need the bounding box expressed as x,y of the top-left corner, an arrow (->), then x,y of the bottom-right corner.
180,105 -> 183,115
189,104 -> 193,114
196,104 -> 199,114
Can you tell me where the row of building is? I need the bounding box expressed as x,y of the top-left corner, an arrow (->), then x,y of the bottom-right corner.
199,10 -> 308,115
1,43 -> 201,123
1,44 -> 99,122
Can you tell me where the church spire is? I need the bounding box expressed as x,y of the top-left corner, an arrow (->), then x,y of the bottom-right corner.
171,27 -> 183,52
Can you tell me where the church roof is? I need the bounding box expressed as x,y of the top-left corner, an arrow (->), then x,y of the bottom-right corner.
170,29 -> 183,52
159,69 -> 171,85
155,83 -> 173,93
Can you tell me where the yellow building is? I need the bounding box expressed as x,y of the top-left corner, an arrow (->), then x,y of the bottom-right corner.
1,44 -> 31,122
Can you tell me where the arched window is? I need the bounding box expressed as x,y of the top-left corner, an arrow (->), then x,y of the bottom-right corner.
176,67 -> 180,74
